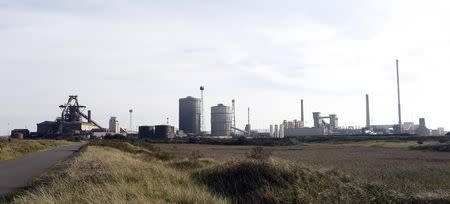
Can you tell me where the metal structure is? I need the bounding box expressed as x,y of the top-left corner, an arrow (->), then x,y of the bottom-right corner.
211,104 -> 232,136
58,95 -> 102,134
366,94 -> 371,128
313,112 -> 338,130
200,86 -> 205,133
396,59 -> 402,133
179,96 -> 201,135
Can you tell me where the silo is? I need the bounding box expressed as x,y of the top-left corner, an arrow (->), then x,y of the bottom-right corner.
179,96 -> 201,135
211,104 -> 232,136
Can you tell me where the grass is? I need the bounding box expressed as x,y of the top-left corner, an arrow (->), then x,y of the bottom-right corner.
194,158 -> 406,203
0,138 -> 76,161
10,143 -> 227,204
6,140 -> 449,203
155,142 -> 450,200
410,143 -> 450,152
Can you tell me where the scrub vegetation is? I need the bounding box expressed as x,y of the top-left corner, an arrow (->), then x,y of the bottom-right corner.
5,139 -> 449,203
0,138 -> 75,161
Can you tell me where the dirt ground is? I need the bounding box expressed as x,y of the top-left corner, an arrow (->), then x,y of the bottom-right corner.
155,142 -> 450,197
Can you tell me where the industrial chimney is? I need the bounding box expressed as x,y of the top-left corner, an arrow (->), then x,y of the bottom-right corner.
87,110 -> 92,123
365,94 -> 370,128
301,99 -> 304,123
396,59 -> 402,133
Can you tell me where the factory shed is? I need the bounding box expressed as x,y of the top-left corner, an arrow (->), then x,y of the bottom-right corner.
11,129 -> 30,139
284,128 -> 326,137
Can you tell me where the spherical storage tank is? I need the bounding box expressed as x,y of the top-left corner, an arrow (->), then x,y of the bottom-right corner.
179,96 -> 201,135
211,104 -> 232,136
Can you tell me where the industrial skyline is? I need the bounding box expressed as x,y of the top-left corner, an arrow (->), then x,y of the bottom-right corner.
1,1 -> 450,133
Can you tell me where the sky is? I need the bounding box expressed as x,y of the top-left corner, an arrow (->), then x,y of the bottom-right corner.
1,0 -> 450,134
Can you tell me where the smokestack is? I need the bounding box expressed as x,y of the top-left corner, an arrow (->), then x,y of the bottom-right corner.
301,99 -> 304,122
365,94 -> 370,128
396,59 -> 402,133
232,99 -> 236,128
87,110 -> 92,122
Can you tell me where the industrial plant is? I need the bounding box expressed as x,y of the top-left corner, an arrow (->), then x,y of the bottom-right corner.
6,60 -> 448,140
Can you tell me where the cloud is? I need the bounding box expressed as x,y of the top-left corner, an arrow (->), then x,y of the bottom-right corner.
0,0 -> 449,134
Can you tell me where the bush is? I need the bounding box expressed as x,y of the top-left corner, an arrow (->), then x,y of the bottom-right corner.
247,146 -> 272,161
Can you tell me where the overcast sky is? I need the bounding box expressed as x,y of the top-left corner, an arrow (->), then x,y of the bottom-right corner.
1,0 -> 450,134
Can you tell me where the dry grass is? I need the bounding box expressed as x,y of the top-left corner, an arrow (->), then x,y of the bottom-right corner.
194,158 -> 406,203
155,142 -> 450,200
8,140 -> 449,203
0,139 -> 76,161
12,145 -> 227,204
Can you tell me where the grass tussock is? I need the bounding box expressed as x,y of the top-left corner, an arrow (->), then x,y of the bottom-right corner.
193,158 -> 408,203
12,145 -> 227,204
0,139 -> 75,161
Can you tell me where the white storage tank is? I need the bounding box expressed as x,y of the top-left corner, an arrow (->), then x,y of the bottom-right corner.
211,104 -> 232,136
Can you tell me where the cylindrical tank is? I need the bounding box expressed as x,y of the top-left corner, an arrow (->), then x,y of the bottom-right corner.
154,125 -> 175,139
211,104 -> 232,136
179,96 -> 201,135
138,126 -> 154,138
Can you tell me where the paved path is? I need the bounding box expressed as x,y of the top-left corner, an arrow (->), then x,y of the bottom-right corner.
0,144 -> 82,196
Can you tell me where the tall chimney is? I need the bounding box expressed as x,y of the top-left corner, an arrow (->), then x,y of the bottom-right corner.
396,59 -> 402,133
301,99 -> 304,122
87,110 -> 92,123
365,94 -> 370,128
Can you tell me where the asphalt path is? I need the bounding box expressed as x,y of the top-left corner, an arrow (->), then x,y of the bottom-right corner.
0,144 -> 82,196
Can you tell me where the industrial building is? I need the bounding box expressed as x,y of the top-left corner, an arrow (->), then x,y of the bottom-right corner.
211,104 -> 232,136
109,117 -> 120,134
10,129 -> 30,139
415,118 -> 430,136
313,112 -> 338,130
36,96 -> 102,137
179,96 -> 201,135
284,127 -> 326,137
138,125 -> 175,139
